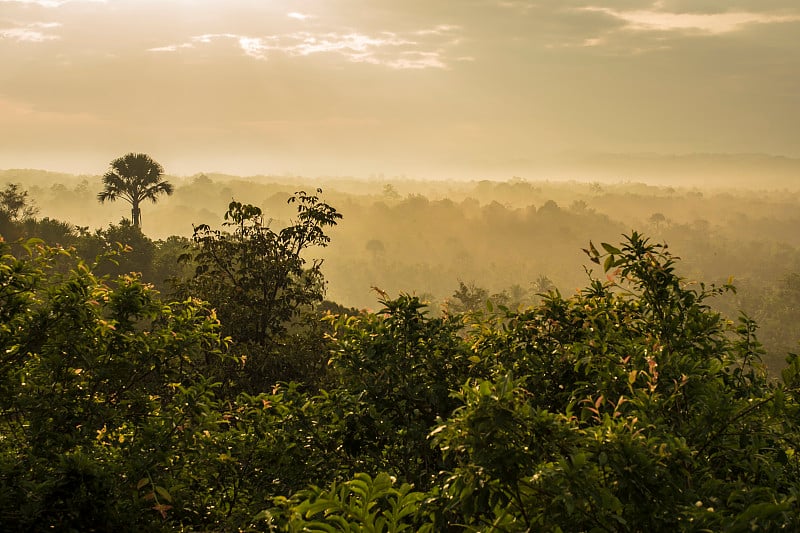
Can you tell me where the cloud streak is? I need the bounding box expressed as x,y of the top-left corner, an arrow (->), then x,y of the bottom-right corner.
287,12 -> 313,21
150,25 -> 462,69
0,21 -> 61,42
581,6 -> 800,34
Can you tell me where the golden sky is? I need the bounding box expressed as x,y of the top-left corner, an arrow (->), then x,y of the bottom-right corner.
1,0 -> 799,178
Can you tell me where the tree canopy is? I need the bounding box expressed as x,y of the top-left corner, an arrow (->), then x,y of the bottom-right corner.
1,195 -> 800,530
98,153 -> 173,228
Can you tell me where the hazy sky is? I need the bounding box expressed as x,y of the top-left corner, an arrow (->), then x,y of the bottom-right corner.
1,0 -> 799,178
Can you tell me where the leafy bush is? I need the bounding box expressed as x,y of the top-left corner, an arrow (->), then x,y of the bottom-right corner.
178,191 -> 341,393
2,230 -> 800,531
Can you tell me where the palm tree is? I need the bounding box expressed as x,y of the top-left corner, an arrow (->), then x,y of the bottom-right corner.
98,153 -> 174,228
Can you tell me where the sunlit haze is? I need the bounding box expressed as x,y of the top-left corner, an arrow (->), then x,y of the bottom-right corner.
1,0 -> 799,180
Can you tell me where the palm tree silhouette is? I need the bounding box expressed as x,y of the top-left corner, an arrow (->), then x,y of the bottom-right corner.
98,153 -> 174,228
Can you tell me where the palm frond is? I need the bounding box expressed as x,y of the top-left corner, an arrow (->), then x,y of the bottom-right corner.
97,153 -> 172,225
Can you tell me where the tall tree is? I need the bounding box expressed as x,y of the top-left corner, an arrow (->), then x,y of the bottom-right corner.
184,191 -> 342,346
0,182 -> 38,221
97,153 -> 173,228
178,191 -> 342,390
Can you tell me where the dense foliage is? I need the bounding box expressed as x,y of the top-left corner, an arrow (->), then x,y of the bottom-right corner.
5,172 -> 800,370
2,189 -> 800,530
175,191 -> 342,392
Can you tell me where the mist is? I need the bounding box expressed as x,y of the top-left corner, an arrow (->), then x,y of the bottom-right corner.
2,165 -> 799,372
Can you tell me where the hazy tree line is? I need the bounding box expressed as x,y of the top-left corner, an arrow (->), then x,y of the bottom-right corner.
2,168 -> 800,370
2,157 -> 800,529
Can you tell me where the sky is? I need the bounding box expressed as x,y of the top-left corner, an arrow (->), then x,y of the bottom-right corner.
1,0 -> 799,179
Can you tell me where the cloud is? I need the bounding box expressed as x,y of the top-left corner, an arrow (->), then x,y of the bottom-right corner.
581,6 -> 800,34
151,25 -> 462,69
237,36 -> 270,60
286,31 -> 411,56
4,0 -> 798,172
147,43 -> 192,53
481,1 -> 800,55
383,50 -> 447,69
415,24 -> 460,36
0,21 -> 61,42
512,2 -> 800,56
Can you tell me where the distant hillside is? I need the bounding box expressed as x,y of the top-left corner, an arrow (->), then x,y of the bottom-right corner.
5,152 -> 800,190
565,153 -> 800,188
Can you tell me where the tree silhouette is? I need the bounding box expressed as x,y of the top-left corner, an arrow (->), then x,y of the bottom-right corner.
0,182 -> 38,221
97,153 -> 173,228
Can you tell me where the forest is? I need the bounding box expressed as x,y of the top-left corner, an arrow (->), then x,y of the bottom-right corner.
2,162 -> 800,531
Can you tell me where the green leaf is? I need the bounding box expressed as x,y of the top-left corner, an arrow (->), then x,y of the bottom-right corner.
154,485 -> 172,503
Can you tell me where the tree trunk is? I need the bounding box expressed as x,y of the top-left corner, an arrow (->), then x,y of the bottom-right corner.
131,202 -> 141,227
